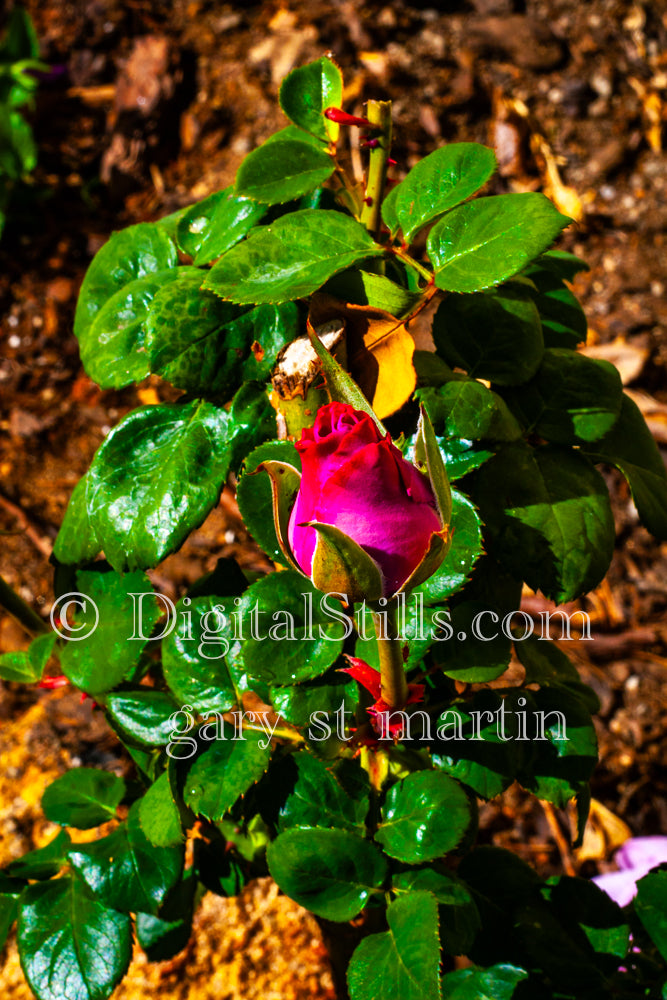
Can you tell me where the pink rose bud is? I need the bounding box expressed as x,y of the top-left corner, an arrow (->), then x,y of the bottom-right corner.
287,403 -> 445,597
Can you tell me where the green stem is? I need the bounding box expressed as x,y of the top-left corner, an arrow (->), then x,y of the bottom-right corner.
393,247 -> 434,283
0,573 -> 48,637
373,601 -> 408,709
360,100 -> 392,238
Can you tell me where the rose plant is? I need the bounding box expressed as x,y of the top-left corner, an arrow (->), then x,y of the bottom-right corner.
1,56 -> 667,1000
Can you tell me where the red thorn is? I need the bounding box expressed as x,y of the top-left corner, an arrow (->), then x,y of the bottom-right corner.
387,158 -> 397,165
364,196 -> 374,206
361,138 -> 380,149
324,107 -> 373,127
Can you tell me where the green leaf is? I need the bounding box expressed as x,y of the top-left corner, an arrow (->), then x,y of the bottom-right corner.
138,772 -> 184,847
68,801 -> 183,914
2,8 -> 41,61
517,688 -> 597,806
384,142 -> 497,243
323,269 -> 422,316
375,771 -> 470,863
74,222 -> 177,343
310,521 -> 384,603
42,769 -> 126,830
347,892 -> 441,1000
204,210 -> 382,305
18,874 -> 132,1000
176,185 -> 267,264
478,443 -> 616,603
441,964 -> 528,999
393,869 -> 481,955
427,193 -> 571,293
541,875 -> 630,963
635,870 -> 667,961
432,691 -> 527,799
515,637 -> 600,714
0,632 -> 56,684
306,321 -> 387,433
237,440 -> 301,565
79,268 -> 181,389
59,568 -> 159,695
432,600 -> 511,683
270,671 -> 358,728
503,348 -> 623,444
235,138 -> 335,205
0,874 -> 23,951
584,393 -> 667,540
267,827 -> 387,921
279,56 -> 343,142
70,397 -> 263,572
146,272 -> 298,396
417,379 -> 523,443
417,490 -> 483,605
184,724 -> 271,821
6,829 -> 71,880
238,572 -> 346,685
279,752 -> 367,832
432,285 -> 544,386
53,475 -> 99,566
136,905 -> 192,962
523,262 -> 587,349
106,690 -> 179,747
162,595 -> 241,715
534,249 -> 589,283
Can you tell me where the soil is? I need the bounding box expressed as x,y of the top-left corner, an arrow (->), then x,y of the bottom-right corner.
1,0 -> 666,997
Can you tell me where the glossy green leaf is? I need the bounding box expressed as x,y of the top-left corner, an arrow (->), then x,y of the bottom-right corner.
477,443 -> 615,604
427,193 -> 571,293
417,379 -> 523,443
384,142 -> 497,243
441,964 -> 528,999
348,892 -> 441,1000
138,772 -> 184,848
503,348 -> 623,444
18,874 -> 132,1000
393,869 -> 481,955
516,637 -> 600,714
279,56 -> 343,141
239,572 -> 346,686
375,770 -> 470,863
52,475 -> 99,566
162,594 -> 242,715
204,209 -> 382,304
68,802 -> 183,914
279,752 -> 367,832
237,440 -> 301,565
6,829 -> 71,880
0,632 -> 56,684
74,222 -> 177,343
534,249 -> 589,283
584,393 -> 667,540
235,138 -> 335,205
184,724 -> 271,821
635,870 -> 667,961
42,769 -> 125,830
176,185 -> 267,264
145,270 -> 298,396
270,671 -> 358,728
432,285 -> 544,385
67,397 -> 263,573
60,568 -> 159,695
136,905 -> 193,962
106,690 -> 179,747
79,269 -> 181,389
267,827 -> 386,921
417,490 -> 483,605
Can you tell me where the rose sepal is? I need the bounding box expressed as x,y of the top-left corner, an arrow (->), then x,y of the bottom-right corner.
391,526 -> 452,598
255,460 -> 302,571
414,403 -> 452,527
308,521 -> 385,603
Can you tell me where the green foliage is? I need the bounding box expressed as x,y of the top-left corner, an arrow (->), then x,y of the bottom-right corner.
6,53 -> 667,1000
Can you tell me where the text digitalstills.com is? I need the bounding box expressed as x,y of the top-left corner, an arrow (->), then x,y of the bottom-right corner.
50,589 -> 594,649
